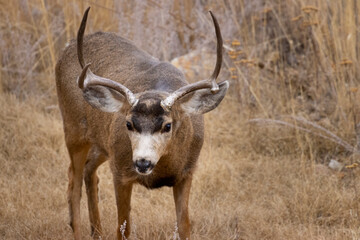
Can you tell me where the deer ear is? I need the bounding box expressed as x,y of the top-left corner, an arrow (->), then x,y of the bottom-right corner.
83,85 -> 128,113
178,81 -> 229,115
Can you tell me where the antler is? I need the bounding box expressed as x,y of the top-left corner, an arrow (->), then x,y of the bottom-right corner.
160,11 -> 223,111
77,7 -> 138,107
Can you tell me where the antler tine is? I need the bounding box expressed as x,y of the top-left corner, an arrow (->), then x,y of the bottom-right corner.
160,11 -> 223,111
208,11 -> 223,92
77,7 -> 90,68
76,7 -> 138,107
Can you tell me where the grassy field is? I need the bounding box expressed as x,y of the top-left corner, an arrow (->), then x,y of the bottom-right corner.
1,0 -> 360,239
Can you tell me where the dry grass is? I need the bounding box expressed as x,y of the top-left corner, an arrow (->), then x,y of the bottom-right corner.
1,0 -> 360,239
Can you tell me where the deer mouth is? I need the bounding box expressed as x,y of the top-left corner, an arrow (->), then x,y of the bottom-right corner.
135,167 -> 154,176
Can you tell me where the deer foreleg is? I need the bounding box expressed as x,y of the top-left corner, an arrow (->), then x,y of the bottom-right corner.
173,175 -> 192,240
67,145 -> 89,240
114,179 -> 133,240
84,147 -> 107,239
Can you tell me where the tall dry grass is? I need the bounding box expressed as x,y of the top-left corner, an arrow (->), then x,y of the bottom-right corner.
1,0 -> 360,239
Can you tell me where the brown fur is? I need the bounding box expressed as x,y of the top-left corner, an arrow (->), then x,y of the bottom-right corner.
56,30 -> 204,240
55,8 -> 228,240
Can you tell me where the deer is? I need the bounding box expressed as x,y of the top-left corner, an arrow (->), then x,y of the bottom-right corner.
55,7 -> 228,240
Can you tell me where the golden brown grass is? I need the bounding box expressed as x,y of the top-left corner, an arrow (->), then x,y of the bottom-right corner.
1,0 -> 360,239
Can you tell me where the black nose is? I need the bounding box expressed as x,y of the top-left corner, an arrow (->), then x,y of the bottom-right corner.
135,159 -> 152,173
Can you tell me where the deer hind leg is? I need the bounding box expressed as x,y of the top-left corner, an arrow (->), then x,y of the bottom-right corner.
173,175 -> 193,240
67,144 -> 90,240
84,146 -> 107,239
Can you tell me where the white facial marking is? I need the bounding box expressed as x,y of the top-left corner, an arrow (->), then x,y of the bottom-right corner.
132,133 -> 166,166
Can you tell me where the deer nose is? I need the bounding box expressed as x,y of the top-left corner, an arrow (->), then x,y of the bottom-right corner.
134,159 -> 153,174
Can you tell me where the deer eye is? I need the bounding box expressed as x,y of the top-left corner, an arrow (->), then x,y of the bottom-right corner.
163,123 -> 171,133
126,121 -> 133,131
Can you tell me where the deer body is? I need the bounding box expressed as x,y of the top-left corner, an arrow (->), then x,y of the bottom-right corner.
56,8 -> 228,240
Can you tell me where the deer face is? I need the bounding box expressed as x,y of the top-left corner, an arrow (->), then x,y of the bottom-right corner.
125,94 -> 173,175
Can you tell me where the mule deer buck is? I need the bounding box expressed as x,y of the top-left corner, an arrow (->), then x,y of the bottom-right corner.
55,7 -> 228,240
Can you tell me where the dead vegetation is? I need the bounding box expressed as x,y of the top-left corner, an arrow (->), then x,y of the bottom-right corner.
1,0 -> 360,239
